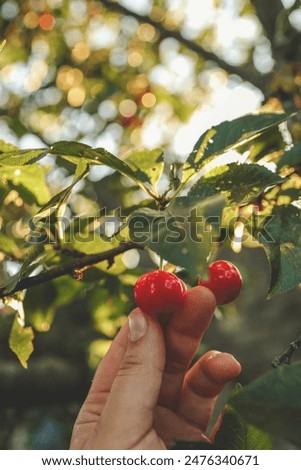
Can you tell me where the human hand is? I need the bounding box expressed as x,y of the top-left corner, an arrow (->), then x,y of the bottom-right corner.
70,286 -> 241,450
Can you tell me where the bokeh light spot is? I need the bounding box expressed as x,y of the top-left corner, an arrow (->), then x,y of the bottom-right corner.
23,11 -> 39,29
119,99 -> 137,117
1,1 -> 19,20
38,13 -> 55,31
71,41 -> 91,62
128,50 -> 143,67
127,74 -> 149,96
137,23 -> 156,41
67,86 -> 86,107
56,67 -> 84,91
141,92 -> 156,108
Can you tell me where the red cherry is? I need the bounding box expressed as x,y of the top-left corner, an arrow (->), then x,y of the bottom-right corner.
198,260 -> 242,305
134,270 -> 187,316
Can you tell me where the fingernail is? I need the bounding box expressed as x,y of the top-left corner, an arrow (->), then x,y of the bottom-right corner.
128,310 -> 148,342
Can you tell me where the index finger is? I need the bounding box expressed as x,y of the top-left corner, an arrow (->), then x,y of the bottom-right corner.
158,286 -> 216,409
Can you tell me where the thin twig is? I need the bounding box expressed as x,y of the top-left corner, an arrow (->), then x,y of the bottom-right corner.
99,0 -> 269,91
249,0 -> 283,49
271,335 -> 301,367
0,242 -> 140,298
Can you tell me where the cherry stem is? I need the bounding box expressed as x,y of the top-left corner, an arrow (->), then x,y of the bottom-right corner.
159,256 -> 164,270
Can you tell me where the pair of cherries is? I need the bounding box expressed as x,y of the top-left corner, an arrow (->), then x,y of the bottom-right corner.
134,261 -> 242,316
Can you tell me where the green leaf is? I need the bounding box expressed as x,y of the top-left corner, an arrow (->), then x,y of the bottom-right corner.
0,140 -> 19,153
9,314 -> 34,369
71,236 -> 127,275
186,113 -> 289,171
213,408 -> 272,450
251,205 -> 301,297
0,148 -> 48,166
188,163 -> 284,205
89,285 -> 128,337
266,243 -> 301,298
0,180 -> 10,202
277,143 -> 301,170
125,148 -> 164,193
24,283 -> 57,332
171,407 -> 272,450
73,158 -> 90,181
0,39 -> 6,53
0,164 -> 51,205
243,125 -> 287,163
53,275 -> 85,304
50,140 -> 150,193
50,140 -> 90,157
0,232 -> 23,258
231,362 -> 301,447
33,186 -> 73,221
128,195 -> 224,276
24,276 -> 84,333
84,147 -> 151,192
0,244 -> 45,294
33,161 -> 88,221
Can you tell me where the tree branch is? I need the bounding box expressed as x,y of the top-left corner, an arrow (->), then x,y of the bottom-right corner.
271,335 -> 301,367
0,242 -> 140,298
99,0 -> 269,91
249,0 -> 283,50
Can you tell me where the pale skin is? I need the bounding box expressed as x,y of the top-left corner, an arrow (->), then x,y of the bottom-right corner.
70,286 -> 241,450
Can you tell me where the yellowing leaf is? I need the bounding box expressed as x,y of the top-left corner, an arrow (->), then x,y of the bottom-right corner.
9,314 -> 34,369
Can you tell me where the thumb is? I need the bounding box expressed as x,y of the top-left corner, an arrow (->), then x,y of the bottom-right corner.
98,309 -> 165,443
